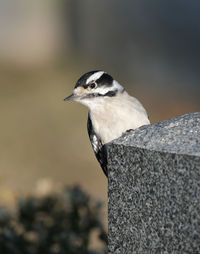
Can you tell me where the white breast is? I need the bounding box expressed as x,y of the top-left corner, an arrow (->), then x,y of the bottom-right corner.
89,91 -> 150,144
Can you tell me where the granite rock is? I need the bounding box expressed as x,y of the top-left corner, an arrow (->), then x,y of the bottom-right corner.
106,112 -> 200,254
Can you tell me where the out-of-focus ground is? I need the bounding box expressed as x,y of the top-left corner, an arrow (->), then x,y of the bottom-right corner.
0,0 -> 200,230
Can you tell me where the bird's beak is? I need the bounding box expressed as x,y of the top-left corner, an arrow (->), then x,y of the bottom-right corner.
64,93 -> 75,101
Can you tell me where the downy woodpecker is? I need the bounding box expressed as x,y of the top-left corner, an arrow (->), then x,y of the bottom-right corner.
64,71 -> 150,176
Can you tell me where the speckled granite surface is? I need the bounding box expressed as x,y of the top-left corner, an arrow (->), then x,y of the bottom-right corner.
106,113 -> 200,254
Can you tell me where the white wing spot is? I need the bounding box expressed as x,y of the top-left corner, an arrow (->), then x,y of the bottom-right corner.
92,135 -> 99,153
86,71 -> 104,84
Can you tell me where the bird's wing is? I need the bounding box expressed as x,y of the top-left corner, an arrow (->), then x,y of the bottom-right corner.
87,114 -> 108,176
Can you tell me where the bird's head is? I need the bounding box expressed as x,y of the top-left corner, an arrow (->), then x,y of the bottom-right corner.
64,70 -> 124,109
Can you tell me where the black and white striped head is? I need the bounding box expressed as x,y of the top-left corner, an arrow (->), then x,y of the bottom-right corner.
64,70 -> 124,108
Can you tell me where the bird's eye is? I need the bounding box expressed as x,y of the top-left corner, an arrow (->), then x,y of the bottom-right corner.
89,82 -> 96,89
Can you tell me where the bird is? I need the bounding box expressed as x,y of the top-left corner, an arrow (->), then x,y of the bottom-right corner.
64,70 -> 150,177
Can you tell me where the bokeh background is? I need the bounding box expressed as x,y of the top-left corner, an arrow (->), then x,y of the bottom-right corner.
0,0 -> 200,218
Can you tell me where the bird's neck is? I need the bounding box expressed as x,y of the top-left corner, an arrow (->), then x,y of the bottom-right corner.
88,92 -> 128,143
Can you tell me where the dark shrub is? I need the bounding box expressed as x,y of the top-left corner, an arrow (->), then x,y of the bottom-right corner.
0,186 -> 107,254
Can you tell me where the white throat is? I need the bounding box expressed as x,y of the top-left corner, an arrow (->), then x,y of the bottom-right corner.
88,91 -> 150,144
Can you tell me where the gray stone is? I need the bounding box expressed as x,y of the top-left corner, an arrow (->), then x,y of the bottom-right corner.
106,112 -> 200,254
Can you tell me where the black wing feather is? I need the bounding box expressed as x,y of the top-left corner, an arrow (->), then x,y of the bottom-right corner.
87,114 -> 108,176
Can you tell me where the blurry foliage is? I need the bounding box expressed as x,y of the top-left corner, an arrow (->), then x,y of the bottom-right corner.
0,186 -> 107,254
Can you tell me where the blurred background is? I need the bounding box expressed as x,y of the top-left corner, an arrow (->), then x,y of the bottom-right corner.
0,0 -> 200,219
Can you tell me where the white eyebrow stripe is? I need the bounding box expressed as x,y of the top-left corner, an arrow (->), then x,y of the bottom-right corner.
86,71 -> 104,84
